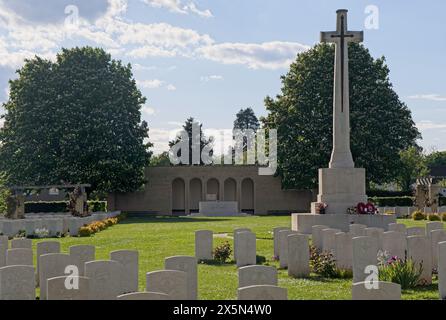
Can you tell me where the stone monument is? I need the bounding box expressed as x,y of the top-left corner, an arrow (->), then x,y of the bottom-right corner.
292,9 -> 395,233
311,9 -> 367,215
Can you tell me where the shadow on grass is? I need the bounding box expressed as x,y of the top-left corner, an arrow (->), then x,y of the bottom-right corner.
120,216 -> 232,224
402,283 -> 438,294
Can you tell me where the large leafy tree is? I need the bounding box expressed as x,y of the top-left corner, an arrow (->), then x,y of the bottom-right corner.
262,43 -> 420,189
233,108 -> 260,131
0,47 -> 152,194
425,151 -> 446,168
396,147 -> 428,191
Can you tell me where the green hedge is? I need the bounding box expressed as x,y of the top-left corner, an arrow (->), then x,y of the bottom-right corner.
25,201 -> 107,213
368,196 -> 414,207
440,197 -> 446,207
367,190 -> 413,197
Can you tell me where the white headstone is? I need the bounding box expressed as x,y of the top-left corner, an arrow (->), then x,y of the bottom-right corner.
234,228 -> 251,261
388,223 -> 406,234
238,285 -> 287,300
36,241 -> 61,286
322,228 -> 340,254
311,225 -> 327,251
39,253 -> 73,300
407,235 -> 432,285
146,270 -> 188,300
69,245 -> 95,276
426,222 -> 444,238
273,227 -> 290,258
67,218 -> 83,236
438,241 -> 446,300
236,232 -> 257,268
352,236 -> 378,283
349,224 -> 366,238
278,229 -> 298,268
430,230 -> 446,270
0,265 -> 35,300
117,292 -> 170,300
352,281 -> 401,300
407,227 -> 425,237
165,256 -> 197,300
365,228 -> 384,250
11,238 -> 32,249
24,220 -> 36,237
382,231 -> 407,259
195,230 -> 213,261
335,232 -> 353,270
238,265 -> 278,288
0,236 -> 8,268
85,260 -> 123,300
6,248 -> 33,266
47,276 -> 90,300
111,250 -> 139,294
288,234 -> 310,277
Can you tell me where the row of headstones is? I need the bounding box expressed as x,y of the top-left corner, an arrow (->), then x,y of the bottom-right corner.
379,206 -> 446,217
195,229 -> 288,300
0,237 -> 202,300
271,222 -> 446,300
0,212 -> 120,237
311,222 -> 446,299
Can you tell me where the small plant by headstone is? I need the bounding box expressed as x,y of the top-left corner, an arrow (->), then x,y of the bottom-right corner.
213,242 -> 232,264
412,210 -> 426,221
378,251 -> 423,289
428,214 -> 441,221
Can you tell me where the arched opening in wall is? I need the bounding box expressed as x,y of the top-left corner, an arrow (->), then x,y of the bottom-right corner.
241,178 -> 254,214
224,178 -> 237,201
172,178 -> 186,214
206,178 -> 220,201
189,178 -> 202,213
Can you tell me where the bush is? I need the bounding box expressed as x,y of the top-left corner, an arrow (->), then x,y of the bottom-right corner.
440,196 -> 446,207
428,214 -> 441,221
310,246 -> 350,279
441,213 -> 446,222
213,242 -> 232,263
369,196 -> 414,207
78,215 -> 123,237
378,254 -> 423,289
25,201 -> 107,213
368,190 -> 413,197
412,210 -> 426,221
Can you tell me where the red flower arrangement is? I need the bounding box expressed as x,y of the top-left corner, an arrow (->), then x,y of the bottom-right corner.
356,202 -> 377,215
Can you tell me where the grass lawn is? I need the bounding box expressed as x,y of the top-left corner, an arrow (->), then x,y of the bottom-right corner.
29,216 -> 444,300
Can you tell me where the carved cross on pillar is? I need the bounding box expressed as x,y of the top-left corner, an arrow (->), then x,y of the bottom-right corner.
321,9 -> 363,169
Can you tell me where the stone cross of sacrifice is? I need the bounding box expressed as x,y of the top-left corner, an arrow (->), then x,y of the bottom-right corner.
321,9 -> 363,169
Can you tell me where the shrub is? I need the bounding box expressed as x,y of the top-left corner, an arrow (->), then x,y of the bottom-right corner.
412,210 -> 426,221
78,214 -> 125,237
213,242 -> 232,263
368,190 -> 413,197
369,196 -> 414,207
25,201 -> 107,213
378,253 -> 423,289
440,196 -> 446,207
441,213 -> 446,222
310,246 -> 350,278
428,214 -> 441,221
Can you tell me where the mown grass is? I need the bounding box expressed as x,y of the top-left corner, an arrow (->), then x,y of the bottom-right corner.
29,216 -> 443,300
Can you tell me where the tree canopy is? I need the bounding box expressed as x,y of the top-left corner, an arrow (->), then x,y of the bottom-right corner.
233,108 -> 260,131
0,47 -> 152,194
262,43 -> 421,190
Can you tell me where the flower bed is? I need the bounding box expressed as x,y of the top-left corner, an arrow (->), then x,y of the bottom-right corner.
79,213 -> 126,237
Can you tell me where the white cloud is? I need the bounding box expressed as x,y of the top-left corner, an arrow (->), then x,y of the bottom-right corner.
416,120 -> 446,131
141,0 -> 213,18
133,63 -> 157,71
136,79 -> 176,91
197,41 -> 310,70
408,94 -> 446,102
142,104 -> 156,115
201,75 -> 223,82
137,79 -> 165,89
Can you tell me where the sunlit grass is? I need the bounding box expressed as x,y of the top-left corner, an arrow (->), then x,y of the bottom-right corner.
28,216 -> 442,300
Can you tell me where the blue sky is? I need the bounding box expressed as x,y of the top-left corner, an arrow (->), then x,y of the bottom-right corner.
0,0 -> 445,154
